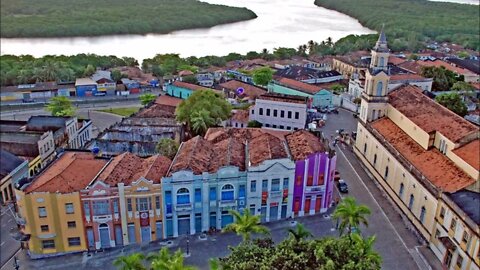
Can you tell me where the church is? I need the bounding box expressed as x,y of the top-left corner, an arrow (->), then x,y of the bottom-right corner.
354,30 -> 480,270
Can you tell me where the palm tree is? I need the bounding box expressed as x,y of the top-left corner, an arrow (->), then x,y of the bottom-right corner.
147,248 -> 196,270
350,234 -> 382,266
190,109 -> 214,136
287,223 -> 313,242
113,252 -> 146,270
222,209 -> 269,242
332,197 -> 371,236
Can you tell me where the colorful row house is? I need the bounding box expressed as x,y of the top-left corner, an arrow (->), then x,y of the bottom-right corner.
161,128 -> 336,237
14,128 -> 336,258
15,151 -> 171,257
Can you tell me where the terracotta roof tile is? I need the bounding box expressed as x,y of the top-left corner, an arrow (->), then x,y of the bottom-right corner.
170,128 -> 291,175
219,80 -> 267,99
371,118 -> 475,193
154,95 -> 183,108
453,140 -> 480,171
388,56 -> 407,66
178,70 -> 194,76
388,85 -> 478,142
397,61 -> 422,74
135,103 -> 175,118
249,133 -> 288,166
286,130 -> 326,160
389,74 -> 428,81
231,110 -> 249,123
172,81 -> 206,91
25,152 -> 108,193
275,77 -> 322,95
417,60 -> 474,75
99,153 -> 171,185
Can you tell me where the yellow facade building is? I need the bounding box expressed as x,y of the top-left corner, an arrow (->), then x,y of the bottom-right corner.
354,29 -> 479,270
15,152 -> 109,257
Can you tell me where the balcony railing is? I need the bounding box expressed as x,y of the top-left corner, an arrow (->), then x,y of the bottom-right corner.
175,203 -> 192,211
219,200 -> 236,207
270,191 -> 282,197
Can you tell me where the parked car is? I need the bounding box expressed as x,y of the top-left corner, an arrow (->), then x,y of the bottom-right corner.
337,179 -> 348,193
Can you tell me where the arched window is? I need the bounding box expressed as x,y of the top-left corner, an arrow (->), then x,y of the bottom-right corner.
420,206 -> 426,224
408,194 -> 415,210
376,81 -> 383,96
221,184 -> 234,201
177,188 -> 190,204
384,166 -> 389,179
399,183 -> 404,198
379,57 -> 385,68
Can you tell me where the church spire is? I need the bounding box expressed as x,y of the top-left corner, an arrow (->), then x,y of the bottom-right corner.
373,24 -> 388,53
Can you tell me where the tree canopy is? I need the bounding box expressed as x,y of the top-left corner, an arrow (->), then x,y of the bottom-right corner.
222,209 -> 269,242
1,0 -> 256,38
156,138 -> 179,160
421,66 -> 459,91
176,90 -> 232,136
45,96 -> 76,117
333,196 -> 372,236
435,93 -> 468,117
315,0 -> 480,50
252,67 -> 274,86
139,93 -> 157,106
218,235 -> 382,270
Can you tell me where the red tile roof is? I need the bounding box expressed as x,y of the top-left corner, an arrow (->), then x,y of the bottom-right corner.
417,60 -> 473,75
136,103 -> 175,118
99,153 -> 171,185
453,140 -> 480,171
389,74 -> 428,81
286,130 -> 327,160
388,85 -> 478,142
397,61 -> 422,74
371,118 -> 475,193
172,81 -> 206,91
154,95 -> 183,108
219,80 -> 267,99
169,128 -> 291,175
275,77 -> 322,95
388,56 -> 407,66
25,152 -> 108,193
178,70 -> 194,76
231,110 -> 249,123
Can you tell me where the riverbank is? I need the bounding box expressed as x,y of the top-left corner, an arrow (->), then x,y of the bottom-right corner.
314,0 -> 480,50
0,0 -> 257,38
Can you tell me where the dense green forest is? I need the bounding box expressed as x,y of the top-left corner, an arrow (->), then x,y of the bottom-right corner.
0,0 -> 256,38
0,54 -> 135,86
315,0 -> 480,50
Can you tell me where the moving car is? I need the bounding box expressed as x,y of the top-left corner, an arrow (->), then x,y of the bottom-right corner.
337,179 -> 348,193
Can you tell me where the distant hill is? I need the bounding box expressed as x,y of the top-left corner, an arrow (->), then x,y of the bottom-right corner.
0,0 -> 257,38
315,0 -> 480,50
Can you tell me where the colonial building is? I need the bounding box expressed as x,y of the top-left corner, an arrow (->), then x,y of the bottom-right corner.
0,150 -> 28,204
166,81 -> 206,99
354,29 -> 479,270
219,80 -> 267,103
15,151 -> 171,257
249,93 -> 308,131
162,128 -> 335,237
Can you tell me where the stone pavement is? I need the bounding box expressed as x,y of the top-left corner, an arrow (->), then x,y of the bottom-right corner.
1,213 -> 338,270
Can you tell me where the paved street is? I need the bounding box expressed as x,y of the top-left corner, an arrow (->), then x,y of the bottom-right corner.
0,100 -> 141,136
0,204 -> 20,267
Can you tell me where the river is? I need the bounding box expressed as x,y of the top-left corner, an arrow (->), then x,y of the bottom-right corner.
0,0 -> 374,61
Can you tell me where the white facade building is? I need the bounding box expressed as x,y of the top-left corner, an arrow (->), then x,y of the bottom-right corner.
250,93 -> 308,131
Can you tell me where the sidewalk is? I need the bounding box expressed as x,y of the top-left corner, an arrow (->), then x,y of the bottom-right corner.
1,213 -> 337,270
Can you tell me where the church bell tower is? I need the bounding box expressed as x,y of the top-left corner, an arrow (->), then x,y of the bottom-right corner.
359,26 -> 390,123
